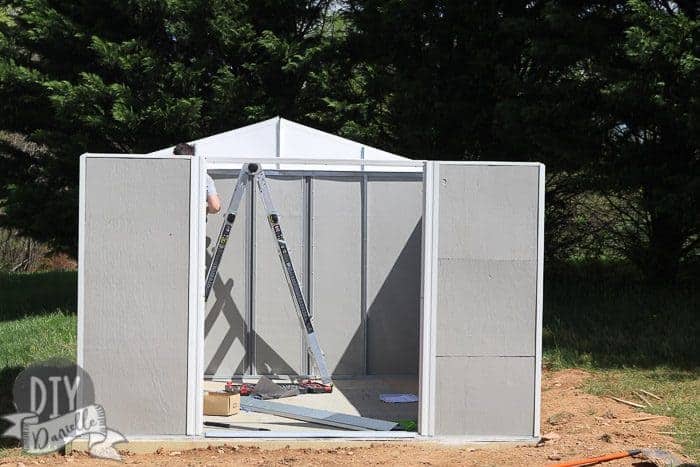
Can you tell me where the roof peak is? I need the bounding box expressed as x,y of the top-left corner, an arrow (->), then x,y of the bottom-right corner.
149,117 -> 408,162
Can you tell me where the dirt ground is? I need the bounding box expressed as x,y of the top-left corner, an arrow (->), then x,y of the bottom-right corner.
1,369 -> 692,466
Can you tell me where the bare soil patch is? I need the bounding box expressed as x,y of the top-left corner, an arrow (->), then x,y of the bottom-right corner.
0,369 -> 691,466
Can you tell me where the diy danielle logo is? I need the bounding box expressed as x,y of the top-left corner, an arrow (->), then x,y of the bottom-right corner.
1,359 -> 126,460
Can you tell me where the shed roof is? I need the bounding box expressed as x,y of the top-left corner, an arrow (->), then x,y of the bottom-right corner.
150,117 -> 409,163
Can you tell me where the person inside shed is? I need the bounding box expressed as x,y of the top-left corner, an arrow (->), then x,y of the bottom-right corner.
173,143 -> 221,214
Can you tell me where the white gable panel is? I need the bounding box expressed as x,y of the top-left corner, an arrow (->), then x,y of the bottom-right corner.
278,119 -> 361,171
278,119 -> 419,172
281,119 -> 361,158
149,118 -> 278,159
150,117 -> 420,172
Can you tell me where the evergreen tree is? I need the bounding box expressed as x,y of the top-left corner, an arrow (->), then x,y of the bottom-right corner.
0,0 -> 339,251
593,0 -> 699,283
0,0 -> 696,282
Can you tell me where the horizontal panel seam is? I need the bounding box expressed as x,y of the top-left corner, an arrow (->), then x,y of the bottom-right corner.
436,355 -> 535,358
437,258 -> 537,262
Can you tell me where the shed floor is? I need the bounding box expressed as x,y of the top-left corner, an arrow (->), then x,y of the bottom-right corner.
203,375 -> 418,433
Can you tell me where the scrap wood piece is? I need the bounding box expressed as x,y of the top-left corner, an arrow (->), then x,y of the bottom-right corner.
609,396 -> 645,409
639,389 -> 662,401
633,390 -> 652,407
240,396 -> 398,431
618,416 -> 665,422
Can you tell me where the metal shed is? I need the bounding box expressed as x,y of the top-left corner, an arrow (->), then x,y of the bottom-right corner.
77,117 -> 544,442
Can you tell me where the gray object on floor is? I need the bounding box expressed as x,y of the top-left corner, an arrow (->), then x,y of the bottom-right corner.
240,396 -> 399,431
379,393 -> 419,403
253,375 -> 300,399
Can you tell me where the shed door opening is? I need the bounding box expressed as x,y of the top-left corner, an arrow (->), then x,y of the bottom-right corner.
202,169 -> 422,435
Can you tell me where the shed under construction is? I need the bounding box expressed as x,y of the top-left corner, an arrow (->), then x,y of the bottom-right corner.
78,117 -> 544,442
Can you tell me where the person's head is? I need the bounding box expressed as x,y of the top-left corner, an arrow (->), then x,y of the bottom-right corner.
173,143 -> 195,156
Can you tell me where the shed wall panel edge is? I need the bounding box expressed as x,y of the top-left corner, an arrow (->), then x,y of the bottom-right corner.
82,157 -> 191,435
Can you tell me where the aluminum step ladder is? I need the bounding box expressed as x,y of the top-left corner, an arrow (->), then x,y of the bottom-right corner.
204,163 -> 332,386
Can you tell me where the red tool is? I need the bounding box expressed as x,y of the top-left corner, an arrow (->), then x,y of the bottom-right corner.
238,383 -> 255,396
549,449 -> 642,467
223,379 -> 332,395
298,379 -> 333,394
549,448 -> 679,467
224,381 -> 255,396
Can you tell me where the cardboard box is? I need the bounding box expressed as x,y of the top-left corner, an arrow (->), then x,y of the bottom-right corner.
204,391 -> 240,416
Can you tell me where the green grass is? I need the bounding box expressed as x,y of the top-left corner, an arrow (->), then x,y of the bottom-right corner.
0,311 -> 76,368
0,271 -> 77,453
544,260 -> 699,460
0,271 -> 77,366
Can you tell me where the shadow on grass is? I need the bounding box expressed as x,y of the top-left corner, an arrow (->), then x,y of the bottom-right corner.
0,271 -> 77,322
0,366 -> 22,449
543,260 -> 699,370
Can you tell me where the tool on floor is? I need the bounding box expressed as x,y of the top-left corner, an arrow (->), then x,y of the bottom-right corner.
224,380 -> 239,394
247,376 -> 300,399
550,450 -> 641,467
224,381 -> 262,396
203,421 -> 270,431
238,383 -> 254,396
225,378 -> 332,396
205,163 -> 332,388
549,448 -> 681,467
297,379 -> 333,394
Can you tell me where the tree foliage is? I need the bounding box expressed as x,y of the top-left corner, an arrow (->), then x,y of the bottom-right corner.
0,0 -> 697,283
342,0 -> 698,282
593,0 -> 699,283
0,0 -> 342,250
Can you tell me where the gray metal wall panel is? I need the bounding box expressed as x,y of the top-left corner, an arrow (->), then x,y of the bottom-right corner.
254,176 -> 306,375
366,179 -> 422,374
436,165 -> 539,357
311,178 -> 363,375
205,173 -> 249,377
83,157 -> 190,435
434,164 -> 539,437
204,172 -> 424,379
439,165 -> 539,261
434,356 -> 535,436
437,259 -> 536,356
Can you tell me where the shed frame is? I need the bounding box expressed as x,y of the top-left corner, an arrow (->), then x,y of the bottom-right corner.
78,151 -> 544,442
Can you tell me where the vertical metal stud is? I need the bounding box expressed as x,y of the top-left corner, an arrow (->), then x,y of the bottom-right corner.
302,175 -> 313,376
247,170 -> 256,376
360,147 -> 369,375
275,117 -> 281,170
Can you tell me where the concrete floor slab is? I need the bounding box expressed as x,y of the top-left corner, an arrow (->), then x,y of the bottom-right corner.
203,375 -> 418,433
